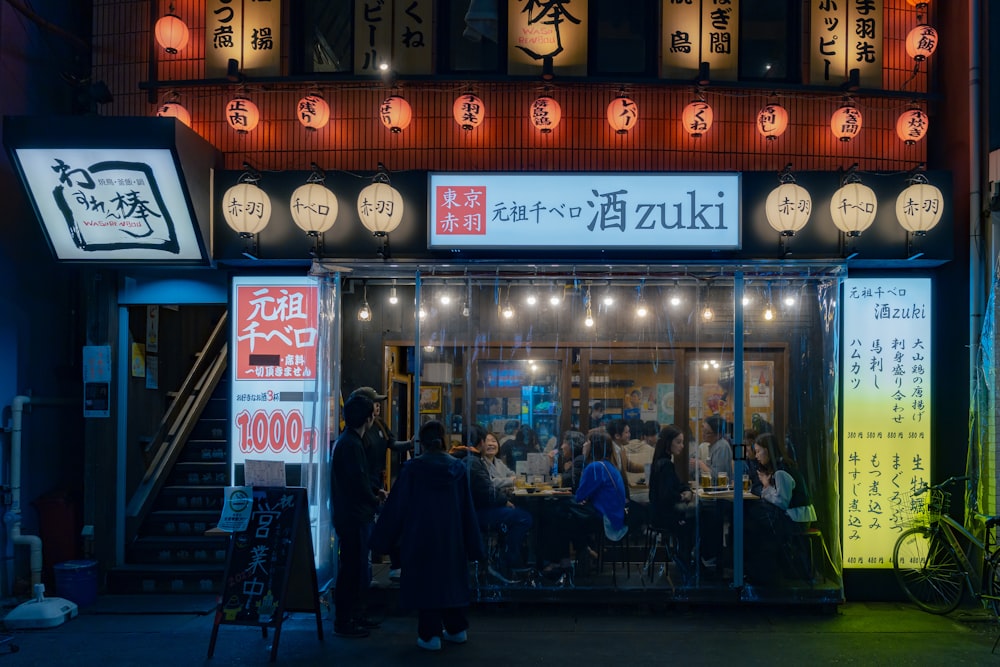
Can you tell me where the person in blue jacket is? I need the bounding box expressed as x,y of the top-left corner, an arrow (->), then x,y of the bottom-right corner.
575,432 -> 629,544
371,420 -> 485,651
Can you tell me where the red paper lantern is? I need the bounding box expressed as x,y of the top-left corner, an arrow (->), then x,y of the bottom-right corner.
831,103 -> 862,142
530,96 -> 562,134
756,103 -> 789,141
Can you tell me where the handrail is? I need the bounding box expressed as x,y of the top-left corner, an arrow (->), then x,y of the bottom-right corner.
124,312 -> 228,544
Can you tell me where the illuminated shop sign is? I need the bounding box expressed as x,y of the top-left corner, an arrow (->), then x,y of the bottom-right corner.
507,0 -> 588,76
661,0 -> 740,81
428,172 -> 741,249
12,148 -> 207,262
841,277 -> 931,569
810,0 -> 883,88
206,0 -> 281,78
230,276 -> 323,470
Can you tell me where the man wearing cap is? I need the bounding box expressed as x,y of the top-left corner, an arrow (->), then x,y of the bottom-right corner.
349,386 -> 412,582
331,393 -> 383,638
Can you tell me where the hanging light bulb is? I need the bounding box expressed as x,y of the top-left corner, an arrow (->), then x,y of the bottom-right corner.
669,282 -> 682,307
462,300 -> 470,317
636,301 -> 648,318
764,302 -> 775,321
418,307 -> 427,320
602,292 -> 614,307
526,288 -> 538,306
502,301 -> 514,319
584,286 -> 595,327
702,305 -> 714,321
358,284 -> 372,321
784,294 -> 796,307
549,290 -> 562,306
742,295 -> 751,306
439,293 -> 451,305
389,284 -> 399,305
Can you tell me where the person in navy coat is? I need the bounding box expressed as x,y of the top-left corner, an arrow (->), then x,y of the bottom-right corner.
371,420 -> 485,651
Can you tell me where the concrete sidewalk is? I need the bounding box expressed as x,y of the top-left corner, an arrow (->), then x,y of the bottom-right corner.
0,594 -> 995,666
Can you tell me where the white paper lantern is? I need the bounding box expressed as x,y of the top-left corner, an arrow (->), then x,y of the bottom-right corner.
155,12 -> 189,54
830,182 -> 877,236
896,182 -> 943,235
223,182 -> 271,235
682,100 -> 713,138
765,182 -> 812,235
453,93 -> 485,131
831,104 -> 862,141
896,108 -> 929,145
606,96 -> 638,134
156,101 -> 191,127
906,24 -> 939,61
290,183 -> 339,235
357,181 -> 404,235
757,103 -> 789,141
530,96 -> 561,133
380,95 -> 412,133
297,94 -> 330,131
226,97 -> 260,133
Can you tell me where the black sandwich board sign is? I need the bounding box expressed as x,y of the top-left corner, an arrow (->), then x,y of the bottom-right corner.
207,486 -> 323,662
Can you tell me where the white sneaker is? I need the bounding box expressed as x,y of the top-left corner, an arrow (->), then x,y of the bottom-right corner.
442,629 -> 467,644
417,636 -> 442,651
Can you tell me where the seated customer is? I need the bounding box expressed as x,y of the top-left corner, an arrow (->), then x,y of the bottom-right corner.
745,433 -> 817,583
481,432 -> 516,492
648,425 -> 696,564
693,415 -> 733,485
465,425 -> 533,576
550,430 -> 586,490
575,432 -> 628,543
499,425 -> 541,471
621,421 -> 656,503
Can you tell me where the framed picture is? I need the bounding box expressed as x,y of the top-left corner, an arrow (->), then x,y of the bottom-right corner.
419,385 -> 442,413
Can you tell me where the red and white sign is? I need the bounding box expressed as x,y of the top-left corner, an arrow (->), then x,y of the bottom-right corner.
230,276 -> 324,469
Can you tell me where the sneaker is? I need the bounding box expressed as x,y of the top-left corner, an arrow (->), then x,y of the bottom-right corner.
701,556 -> 718,568
389,568 -> 401,582
442,629 -> 467,644
334,623 -> 370,639
353,616 -> 381,629
417,636 -> 442,651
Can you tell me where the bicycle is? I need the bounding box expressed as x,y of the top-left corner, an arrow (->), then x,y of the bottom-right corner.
892,476 -> 1000,626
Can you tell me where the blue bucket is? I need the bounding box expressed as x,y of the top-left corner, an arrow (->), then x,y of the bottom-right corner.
53,560 -> 98,607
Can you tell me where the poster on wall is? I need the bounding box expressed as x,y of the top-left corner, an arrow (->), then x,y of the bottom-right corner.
841,278 -> 931,569
661,0 -> 740,81
205,0 -> 281,78
656,383 -> 674,426
809,0 -> 883,88
507,0 -> 588,76
82,345 -> 111,418
230,276 -> 323,475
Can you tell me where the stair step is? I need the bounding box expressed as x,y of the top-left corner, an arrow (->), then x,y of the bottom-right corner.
189,419 -> 228,441
169,463 -> 229,486
106,563 -> 224,595
154,486 -> 225,512
178,440 -> 228,463
128,535 -> 230,566
142,510 -> 222,538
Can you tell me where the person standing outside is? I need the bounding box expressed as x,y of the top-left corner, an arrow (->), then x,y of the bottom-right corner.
349,386 -> 412,582
331,393 -> 384,638
371,420 -> 485,651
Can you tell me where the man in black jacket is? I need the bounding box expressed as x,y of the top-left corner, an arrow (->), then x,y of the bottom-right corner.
331,393 -> 383,638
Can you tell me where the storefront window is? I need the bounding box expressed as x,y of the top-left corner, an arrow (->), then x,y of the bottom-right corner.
330,265 -> 843,602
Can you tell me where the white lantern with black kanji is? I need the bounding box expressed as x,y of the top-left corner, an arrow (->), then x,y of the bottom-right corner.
530,96 -> 561,133
226,96 -> 260,133
831,103 -> 862,142
297,94 -> 330,131
682,100 -> 713,138
757,103 -> 789,141
830,182 -> 877,236
453,93 -> 485,131
606,96 -> 638,134
380,95 -> 412,133
357,181 -> 404,236
290,183 -> 339,235
223,183 -> 272,236
765,182 -> 812,236
896,181 -> 944,235
906,24 -> 939,61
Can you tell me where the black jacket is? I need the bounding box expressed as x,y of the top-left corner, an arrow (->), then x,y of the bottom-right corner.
332,428 -> 381,526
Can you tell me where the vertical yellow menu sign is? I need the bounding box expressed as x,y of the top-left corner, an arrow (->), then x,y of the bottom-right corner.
842,278 -> 931,568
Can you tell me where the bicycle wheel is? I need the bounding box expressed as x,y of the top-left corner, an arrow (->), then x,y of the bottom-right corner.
985,549 -> 1000,617
893,526 -> 964,614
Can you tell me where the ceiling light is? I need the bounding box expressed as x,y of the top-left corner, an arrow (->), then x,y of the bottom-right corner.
389,283 -> 399,305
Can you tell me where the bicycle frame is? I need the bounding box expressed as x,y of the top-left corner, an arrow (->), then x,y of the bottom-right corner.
933,514 -> 985,595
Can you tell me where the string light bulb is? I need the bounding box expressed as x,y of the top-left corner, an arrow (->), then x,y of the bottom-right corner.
702,304 -> 714,321
389,281 -> 399,305
584,287 -> 595,327
358,284 -> 372,322
669,283 -> 682,307
764,302 -> 775,321
502,301 -> 514,319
